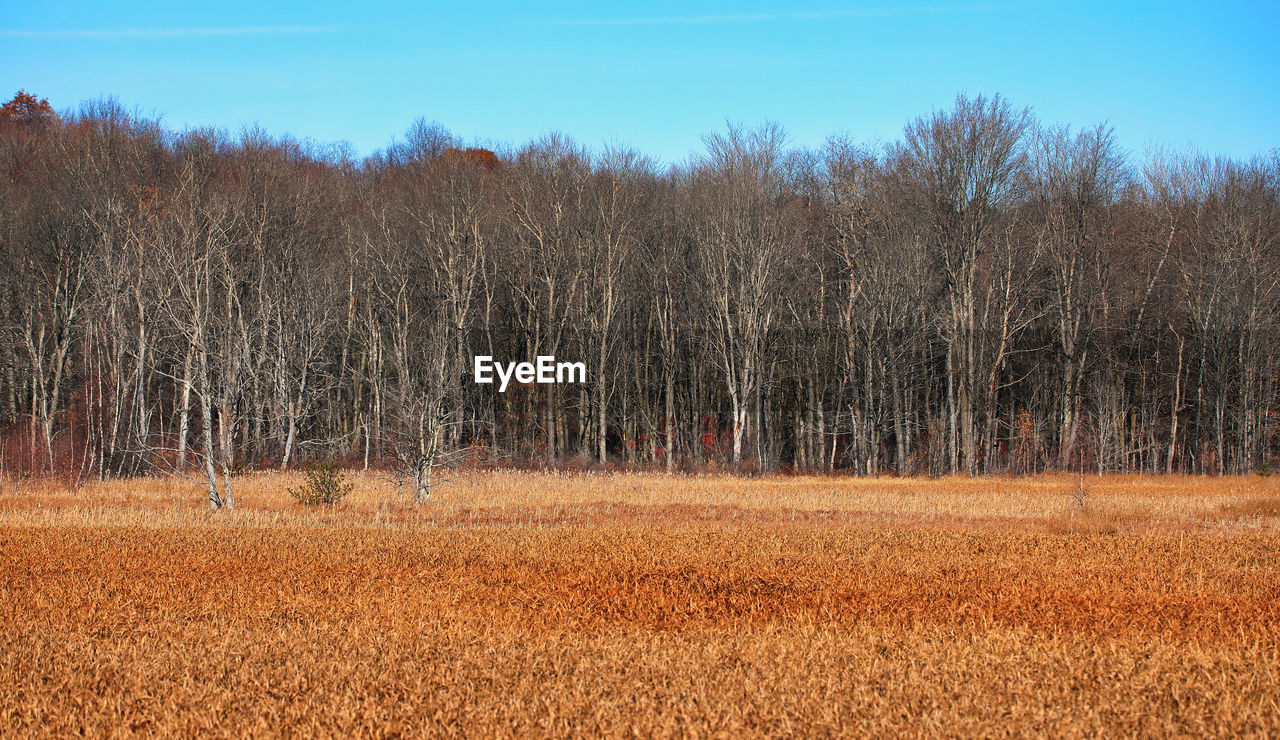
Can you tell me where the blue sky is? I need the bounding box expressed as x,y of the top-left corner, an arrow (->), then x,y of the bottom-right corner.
2,1 -> 1277,164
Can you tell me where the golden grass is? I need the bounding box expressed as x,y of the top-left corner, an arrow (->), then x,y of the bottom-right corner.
2,471 -> 1279,736
3,469 -> 1279,531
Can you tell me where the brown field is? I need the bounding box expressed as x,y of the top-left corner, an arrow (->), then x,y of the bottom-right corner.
2,471 -> 1279,737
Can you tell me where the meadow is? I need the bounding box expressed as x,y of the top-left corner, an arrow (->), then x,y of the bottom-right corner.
2,471 -> 1278,737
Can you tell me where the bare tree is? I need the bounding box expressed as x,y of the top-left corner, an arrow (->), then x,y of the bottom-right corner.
898,94 -> 1032,474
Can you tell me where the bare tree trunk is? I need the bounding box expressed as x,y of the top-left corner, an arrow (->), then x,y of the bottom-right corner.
1167,330 -> 1184,474
176,345 -> 193,469
665,367 -> 675,473
543,383 -> 555,466
198,352 -> 222,509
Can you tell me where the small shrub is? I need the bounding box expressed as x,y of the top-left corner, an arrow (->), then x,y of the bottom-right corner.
288,461 -> 353,506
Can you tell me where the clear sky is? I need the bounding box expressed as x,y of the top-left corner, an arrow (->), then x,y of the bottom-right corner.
2,1 -> 1277,165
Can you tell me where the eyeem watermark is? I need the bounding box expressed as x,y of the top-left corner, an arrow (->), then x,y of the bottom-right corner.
474,355 -> 585,392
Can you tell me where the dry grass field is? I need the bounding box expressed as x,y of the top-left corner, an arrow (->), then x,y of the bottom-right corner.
2,471 -> 1279,737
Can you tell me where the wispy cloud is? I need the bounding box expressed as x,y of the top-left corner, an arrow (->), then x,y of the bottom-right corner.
546,4 -> 1045,27
0,25 -> 340,39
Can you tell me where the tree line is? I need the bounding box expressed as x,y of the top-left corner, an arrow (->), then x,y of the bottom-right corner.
2,89 -> 1277,501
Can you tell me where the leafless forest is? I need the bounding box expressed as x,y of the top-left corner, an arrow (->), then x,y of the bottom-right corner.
2,90 -> 1277,499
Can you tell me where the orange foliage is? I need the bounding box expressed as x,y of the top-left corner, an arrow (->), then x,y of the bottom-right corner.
0,89 -> 55,127
439,146 -> 501,170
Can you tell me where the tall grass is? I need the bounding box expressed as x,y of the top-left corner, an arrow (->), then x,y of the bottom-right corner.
1,472 -> 1278,735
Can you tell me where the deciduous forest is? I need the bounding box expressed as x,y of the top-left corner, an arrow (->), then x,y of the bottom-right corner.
2,89 -> 1277,496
